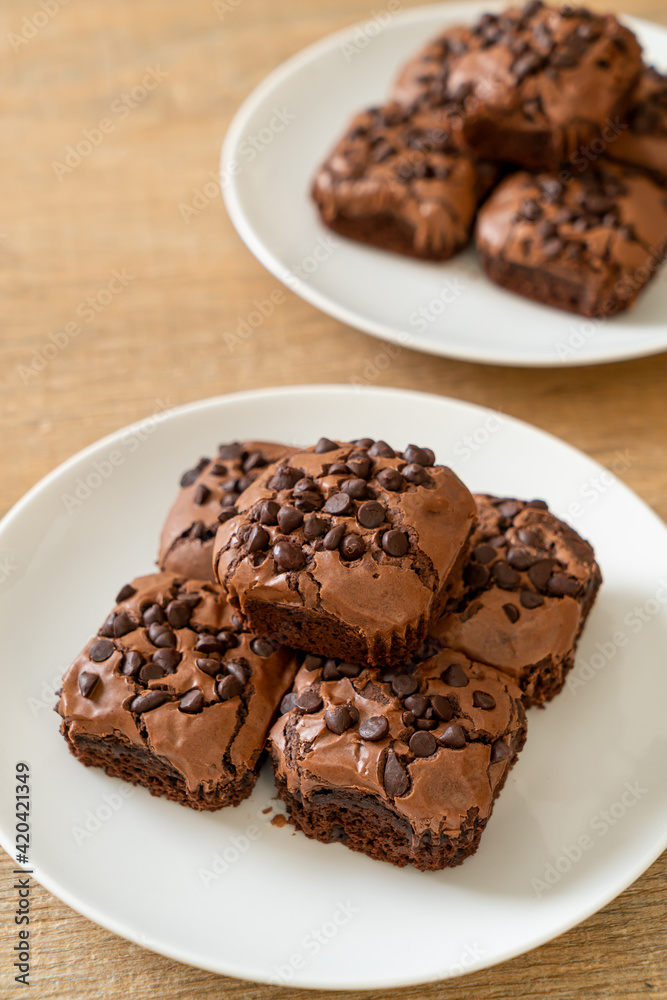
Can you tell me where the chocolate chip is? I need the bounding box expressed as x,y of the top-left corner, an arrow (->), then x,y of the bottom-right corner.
503,603 -> 520,623
78,671 -> 99,698
296,689 -> 323,713
542,237 -> 563,259
303,514 -> 328,540
322,659 -> 341,680
473,544 -> 497,564
274,539 -> 305,571
520,198 -> 542,221
359,716 -> 389,741
506,546 -> 535,571
130,690 -> 170,713
547,573 -> 581,596
338,661 -> 362,678
323,524 -> 346,550
410,731 -> 437,757
528,559 -> 554,590
347,456 -> 372,479
280,692 -> 298,714
441,663 -> 469,687
277,506 -> 303,534
341,478 -> 368,500
226,660 -> 249,685
90,638 -> 114,662
217,674 -> 243,701
194,484 -> 211,506
323,493 -> 353,516
303,653 -> 324,671
403,445 -> 435,466
464,562 -> 490,588
148,623 -> 177,648
325,705 -> 355,734
382,529 -> 408,557
328,462 -> 350,476
491,739 -> 512,762
383,750 -> 409,797
259,500 -> 280,525
404,693 -> 429,717
109,613 -> 134,640
498,500 -> 522,518
269,466 -> 302,491
513,50 -> 542,81
218,443 -> 243,461
315,437 -> 338,453
402,463 -> 431,486
357,501 -> 385,529
376,468 -> 403,491
473,690 -> 496,710
392,674 -> 418,697
250,637 -> 274,657
493,560 -> 521,589
180,459 -> 208,487
179,689 -> 204,714
139,662 -> 165,682
196,656 -> 221,676
120,650 -> 144,677
246,525 -> 270,553
520,589 -> 545,609
153,648 -> 182,672
166,600 -> 192,629
195,634 -> 224,655
142,604 -> 165,626
368,440 -> 395,458
115,583 -> 137,603
430,694 -> 454,721
517,527 -> 542,546
438,724 -> 466,749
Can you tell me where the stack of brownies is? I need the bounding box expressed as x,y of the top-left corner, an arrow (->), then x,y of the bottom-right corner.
57,437 -> 601,870
312,1 -> 667,317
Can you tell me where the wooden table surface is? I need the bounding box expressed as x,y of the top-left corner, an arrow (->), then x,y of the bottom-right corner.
1,0 -> 666,996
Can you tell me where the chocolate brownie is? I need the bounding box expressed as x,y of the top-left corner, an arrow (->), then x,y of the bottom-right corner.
56,573 -> 299,810
609,67 -> 667,181
474,162 -> 667,316
312,103 -> 497,260
392,2 -> 643,170
432,495 -> 602,707
158,440 -> 293,582
213,438 -> 477,668
269,646 -> 526,870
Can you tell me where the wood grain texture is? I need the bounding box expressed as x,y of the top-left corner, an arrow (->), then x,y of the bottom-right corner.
0,0 -> 666,996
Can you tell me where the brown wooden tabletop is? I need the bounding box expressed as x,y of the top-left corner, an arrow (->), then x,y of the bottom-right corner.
1,0 -> 666,996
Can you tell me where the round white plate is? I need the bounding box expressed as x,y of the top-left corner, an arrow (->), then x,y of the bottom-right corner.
1,385 -> 666,989
222,2 -> 667,368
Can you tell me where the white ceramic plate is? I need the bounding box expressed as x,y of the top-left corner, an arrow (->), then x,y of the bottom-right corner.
1,385 -> 666,989
222,2 -> 667,368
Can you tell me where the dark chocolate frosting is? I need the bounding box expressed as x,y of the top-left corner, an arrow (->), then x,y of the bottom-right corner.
213,438 -> 477,659
57,572 -> 299,796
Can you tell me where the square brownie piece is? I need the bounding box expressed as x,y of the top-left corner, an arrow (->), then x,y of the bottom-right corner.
474,162 -> 667,316
213,438 -> 477,668
609,67 -> 667,182
269,647 -> 526,870
392,2 -> 642,171
158,440 -> 293,582
432,495 -> 602,707
56,573 -> 299,810
312,103 -> 498,260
